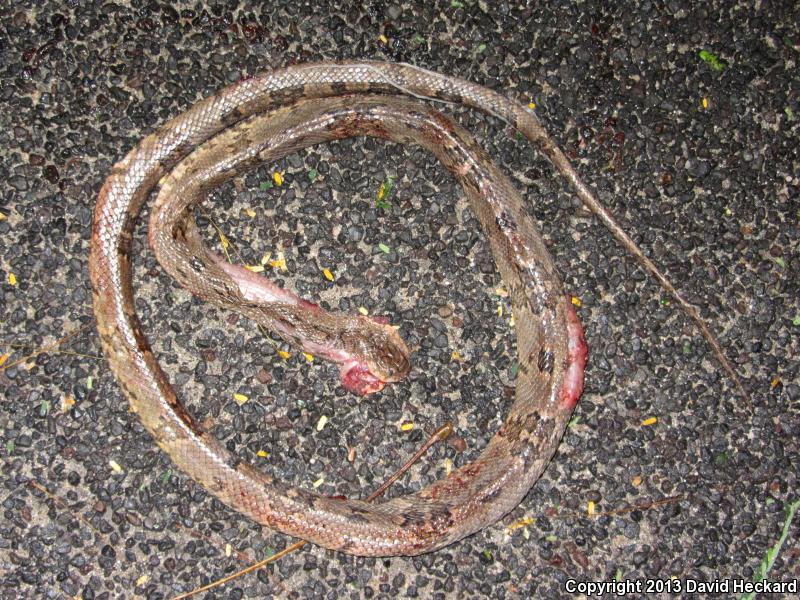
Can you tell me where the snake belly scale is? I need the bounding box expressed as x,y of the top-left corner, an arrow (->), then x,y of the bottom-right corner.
90,61 -> 600,556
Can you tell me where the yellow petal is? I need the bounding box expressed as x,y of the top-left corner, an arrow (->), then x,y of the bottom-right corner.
0,352 -> 9,367
269,251 -> 287,271
641,416 -> 658,426
244,264 -> 264,273
277,350 -> 291,360
358,306 -> 369,316
245,208 -> 256,218
8,272 -> 17,286
303,352 -> 314,362
400,422 -> 414,432
234,393 -> 248,405
316,415 -> 328,431
256,449 -> 269,458
587,500 -> 595,515
322,268 -> 334,281
506,517 -> 534,531
269,259 -> 287,270
312,476 -> 325,488
109,460 -> 123,473
61,396 -> 76,412
571,295 -> 582,307
273,171 -> 283,186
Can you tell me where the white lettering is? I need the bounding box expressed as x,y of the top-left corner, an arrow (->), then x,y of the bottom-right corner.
565,577 -> 799,597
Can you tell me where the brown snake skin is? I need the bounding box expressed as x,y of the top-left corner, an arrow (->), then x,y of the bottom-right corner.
89,61 -> 740,556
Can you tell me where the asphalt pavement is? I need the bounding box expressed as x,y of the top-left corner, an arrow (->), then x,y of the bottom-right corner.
1,1 -> 798,598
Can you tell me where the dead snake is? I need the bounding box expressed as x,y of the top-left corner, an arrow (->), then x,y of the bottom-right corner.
89,61 -> 739,556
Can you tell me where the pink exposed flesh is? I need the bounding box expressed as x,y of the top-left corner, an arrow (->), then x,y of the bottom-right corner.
560,300 -> 588,410
340,362 -> 386,395
214,254 -> 314,307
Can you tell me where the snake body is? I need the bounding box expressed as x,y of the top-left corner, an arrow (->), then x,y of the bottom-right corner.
89,61 -> 732,556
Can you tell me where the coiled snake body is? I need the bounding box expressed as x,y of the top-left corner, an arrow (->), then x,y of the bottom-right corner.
90,62 -> 735,555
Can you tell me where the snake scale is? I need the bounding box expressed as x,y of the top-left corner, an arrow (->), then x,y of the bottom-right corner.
90,61 -> 740,556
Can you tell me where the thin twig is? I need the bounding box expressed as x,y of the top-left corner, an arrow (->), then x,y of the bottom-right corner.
368,422 -> 454,501
197,206 -> 246,265
0,324 -> 92,373
173,523 -> 253,564
28,480 -> 102,535
170,422 -> 453,600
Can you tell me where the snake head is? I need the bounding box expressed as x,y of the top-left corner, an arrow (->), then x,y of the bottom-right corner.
339,316 -> 411,394
363,317 -> 412,382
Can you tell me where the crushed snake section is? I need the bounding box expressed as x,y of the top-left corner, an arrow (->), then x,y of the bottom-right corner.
89,61 -> 727,556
